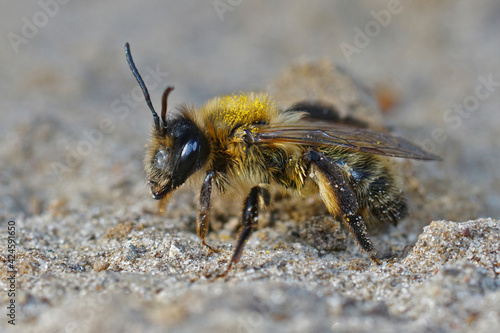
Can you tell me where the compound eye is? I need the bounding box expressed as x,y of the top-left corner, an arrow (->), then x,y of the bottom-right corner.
178,137 -> 200,173
155,147 -> 171,166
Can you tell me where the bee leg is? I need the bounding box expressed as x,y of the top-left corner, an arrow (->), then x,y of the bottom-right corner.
197,170 -> 218,253
220,186 -> 270,277
307,150 -> 380,264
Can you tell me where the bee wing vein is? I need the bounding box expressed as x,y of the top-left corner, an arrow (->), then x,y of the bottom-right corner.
254,125 -> 439,160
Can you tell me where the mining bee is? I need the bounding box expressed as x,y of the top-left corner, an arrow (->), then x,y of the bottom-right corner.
125,43 -> 439,276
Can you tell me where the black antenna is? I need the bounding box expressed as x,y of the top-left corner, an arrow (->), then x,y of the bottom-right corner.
124,42 -> 160,129
161,86 -> 175,128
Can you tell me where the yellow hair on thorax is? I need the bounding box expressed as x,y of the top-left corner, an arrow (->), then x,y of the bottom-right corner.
209,92 -> 277,128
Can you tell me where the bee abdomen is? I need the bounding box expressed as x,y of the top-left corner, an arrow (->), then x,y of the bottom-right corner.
361,174 -> 408,226
368,193 -> 407,226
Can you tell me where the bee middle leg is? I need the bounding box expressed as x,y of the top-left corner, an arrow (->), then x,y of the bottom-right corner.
307,150 -> 380,264
221,185 -> 270,277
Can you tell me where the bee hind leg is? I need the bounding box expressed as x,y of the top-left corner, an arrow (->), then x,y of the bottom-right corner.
197,170 -> 219,253
219,185 -> 270,278
307,150 -> 380,264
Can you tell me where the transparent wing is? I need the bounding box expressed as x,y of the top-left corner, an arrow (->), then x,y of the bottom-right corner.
254,123 -> 440,160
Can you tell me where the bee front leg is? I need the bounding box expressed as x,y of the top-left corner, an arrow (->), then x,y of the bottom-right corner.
221,186 -> 270,277
307,150 -> 380,264
197,170 -> 218,252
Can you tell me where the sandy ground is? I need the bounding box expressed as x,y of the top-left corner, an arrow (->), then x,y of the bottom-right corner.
1,1 -> 499,332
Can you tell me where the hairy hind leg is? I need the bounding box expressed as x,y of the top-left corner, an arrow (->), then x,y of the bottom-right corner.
307,150 -> 379,264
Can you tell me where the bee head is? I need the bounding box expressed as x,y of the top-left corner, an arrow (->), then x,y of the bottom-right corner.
146,115 -> 209,200
125,43 -> 209,200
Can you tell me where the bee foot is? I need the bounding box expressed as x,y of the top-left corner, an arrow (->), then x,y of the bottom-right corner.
202,241 -> 220,254
370,255 -> 382,265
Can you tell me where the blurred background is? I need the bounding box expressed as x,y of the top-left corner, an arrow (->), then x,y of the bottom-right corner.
1,0 -> 499,221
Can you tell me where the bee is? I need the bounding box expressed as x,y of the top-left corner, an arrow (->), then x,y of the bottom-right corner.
125,43 -> 439,276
